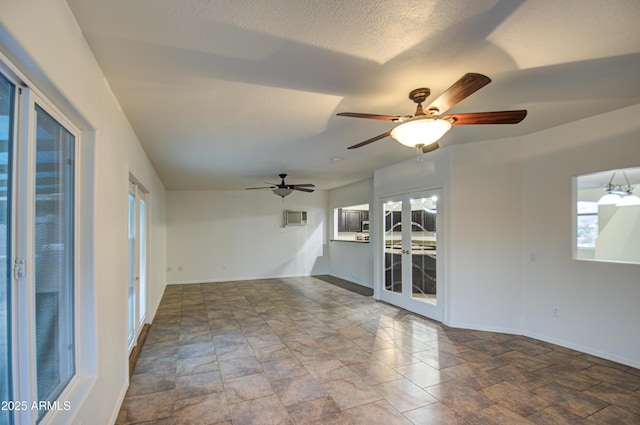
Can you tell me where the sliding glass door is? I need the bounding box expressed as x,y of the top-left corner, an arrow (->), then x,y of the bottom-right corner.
380,189 -> 443,321
0,68 -> 15,425
0,65 -> 80,424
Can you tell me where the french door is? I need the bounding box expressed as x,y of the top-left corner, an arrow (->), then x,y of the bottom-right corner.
127,181 -> 147,351
380,189 -> 443,321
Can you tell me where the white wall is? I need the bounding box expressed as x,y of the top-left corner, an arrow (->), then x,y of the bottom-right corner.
371,103 -> 640,367
448,137 -> 524,333
328,179 -> 374,287
0,1 -> 167,423
521,104 -> 640,367
167,189 -> 329,283
371,142 -> 523,331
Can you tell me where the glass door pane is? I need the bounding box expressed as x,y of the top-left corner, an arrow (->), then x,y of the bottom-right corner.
138,197 -> 146,324
0,72 -> 15,425
34,105 -> 76,411
410,196 -> 437,304
127,191 -> 136,348
384,200 -> 403,294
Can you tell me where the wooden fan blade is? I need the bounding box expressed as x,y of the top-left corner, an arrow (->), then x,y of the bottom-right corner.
426,73 -> 491,115
246,186 -> 274,190
290,183 -> 315,188
443,110 -> 527,125
292,187 -> 314,193
337,112 -> 404,122
422,142 -> 440,154
347,131 -> 391,149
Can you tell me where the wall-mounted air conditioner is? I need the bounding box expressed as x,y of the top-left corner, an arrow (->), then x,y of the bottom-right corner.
284,210 -> 307,226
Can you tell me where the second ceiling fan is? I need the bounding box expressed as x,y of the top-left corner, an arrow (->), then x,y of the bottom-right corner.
337,73 -> 527,154
246,174 -> 315,199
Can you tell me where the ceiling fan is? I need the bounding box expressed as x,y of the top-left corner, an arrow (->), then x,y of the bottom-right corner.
246,174 -> 315,199
337,73 -> 527,155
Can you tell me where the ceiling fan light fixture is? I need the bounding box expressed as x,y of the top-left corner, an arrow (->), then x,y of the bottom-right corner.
390,117 -> 452,148
273,187 -> 293,198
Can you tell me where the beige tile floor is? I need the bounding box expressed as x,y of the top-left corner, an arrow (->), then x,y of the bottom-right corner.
116,276 -> 640,425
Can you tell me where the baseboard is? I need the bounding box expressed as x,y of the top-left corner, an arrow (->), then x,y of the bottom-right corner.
443,320 -> 521,336
109,379 -> 130,425
167,272 -> 328,285
128,324 -> 151,377
522,329 -> 640,369
444,321 -> 639,369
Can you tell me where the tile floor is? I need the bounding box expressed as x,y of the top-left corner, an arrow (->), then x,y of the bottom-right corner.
116,276 -> 640,425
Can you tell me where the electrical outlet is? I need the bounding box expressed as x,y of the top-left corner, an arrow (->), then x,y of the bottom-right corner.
552,307 -> 560,317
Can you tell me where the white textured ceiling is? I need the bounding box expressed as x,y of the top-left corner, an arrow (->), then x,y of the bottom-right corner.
66,0 -> 640,190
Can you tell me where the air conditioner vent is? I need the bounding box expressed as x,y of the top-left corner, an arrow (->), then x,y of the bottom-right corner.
284,210 -> 307,226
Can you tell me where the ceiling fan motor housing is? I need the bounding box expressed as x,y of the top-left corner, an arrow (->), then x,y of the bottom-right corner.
408,88 -> 430,104
409,88 -> 431,116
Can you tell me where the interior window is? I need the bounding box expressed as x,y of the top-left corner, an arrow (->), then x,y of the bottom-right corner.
334,203 -> 369,241
575,167 -> 640,263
